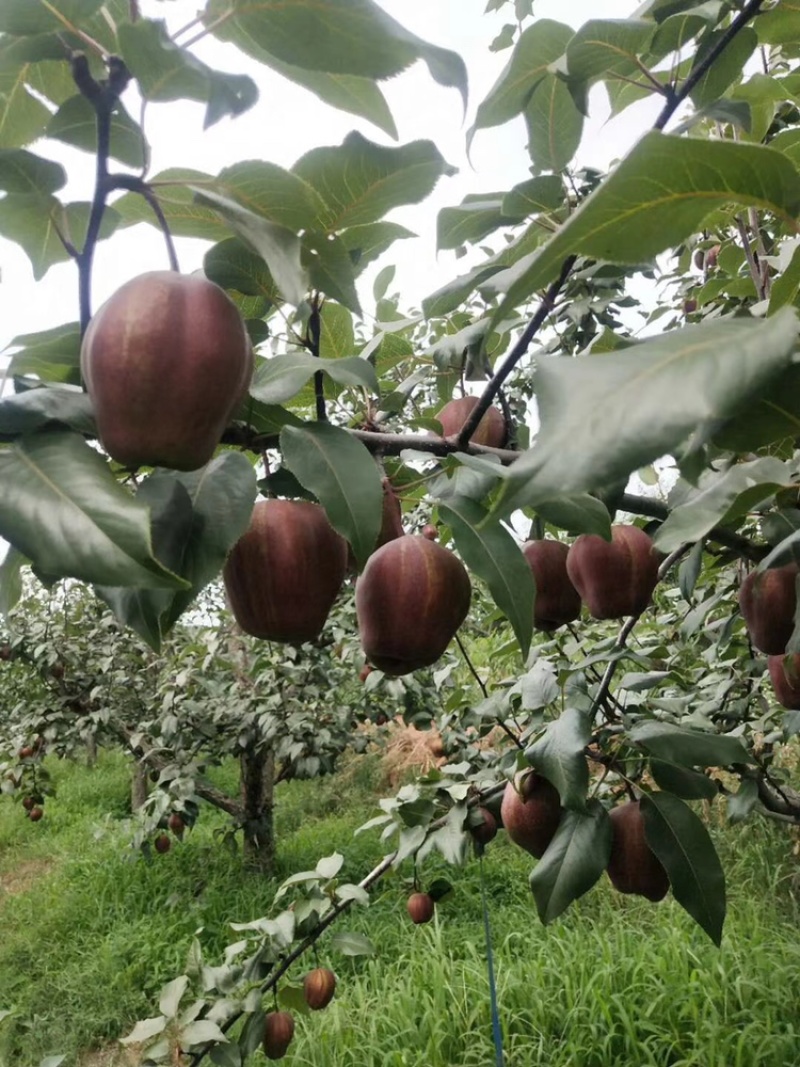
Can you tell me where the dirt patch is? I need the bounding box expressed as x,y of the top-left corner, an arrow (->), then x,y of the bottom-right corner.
0,858 -> 54,898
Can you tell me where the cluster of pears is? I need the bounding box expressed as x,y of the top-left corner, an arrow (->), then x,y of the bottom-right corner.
501,772 -> 669,901
739,562 -> 800,709
263,968 -> 336,1060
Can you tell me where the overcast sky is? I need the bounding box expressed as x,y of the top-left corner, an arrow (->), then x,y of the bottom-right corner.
0,1 -> 659,355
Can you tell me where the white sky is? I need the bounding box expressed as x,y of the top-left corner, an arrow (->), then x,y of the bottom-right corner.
0,1 -> 659,354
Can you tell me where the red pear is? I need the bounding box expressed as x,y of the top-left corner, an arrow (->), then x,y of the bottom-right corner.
81,271 -> 253,471
224,500 -> 348,644
566,525 -> 659,620
263,1011 -> 295,1060
435,395 -> 506,448
303,967 -> 336,1010
739,563 -> 799,655
769,653 -> 800,709
501,773 -> 561,858
356,536 -> 471,675
522,540 -> 581,631
407,892 -> 435,924
607,800 -> 669,902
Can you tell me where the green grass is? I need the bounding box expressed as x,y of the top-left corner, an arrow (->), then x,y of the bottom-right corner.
2,753 -> 800,1067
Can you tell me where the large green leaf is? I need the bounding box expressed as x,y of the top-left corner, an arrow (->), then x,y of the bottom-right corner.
192,187 -> 308,306
95,454 -> 258,647
525,707 -> 591,811
689,27 -> 757,107
470,20 -> 573,139
494,312 -> 799,519
524,74 -> 583,172
529,801 -> 612,924
216,159 -> 329,232
280,423 -> 383,567
292,133 -> 456,232
641,792 -> 726,945
0,546 -> 26,619
319,303 -> 355,361
0,387 -> 95,436
0,148 -> 65,194
502,176 -> 564,218
113,168 -> 231,242
45,95 -> 146,169
565,19 -> 655,83
629,721 -> 752,768
206,0 -> 467,104
712,363 -> 800,451
341,221 -> 415,273
0,66 -> 52,148
0,0 -> 105,34
437,196 -> 507,252
118,19 -> 258,128
487,132 -> 800,321
653,458 -> 792,553
4,322 -> 81,385
203,237 -> 281,304
302,232 -> 361,314
0,431 -> 189,589
0,194 -> 119,279
250,352 -> 377,405
438,497 -> 533,660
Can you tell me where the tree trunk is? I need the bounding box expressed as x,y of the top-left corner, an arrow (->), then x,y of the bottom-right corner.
240,746 -> 276,873
85,734 -> 98,766
130,761 -> 148,812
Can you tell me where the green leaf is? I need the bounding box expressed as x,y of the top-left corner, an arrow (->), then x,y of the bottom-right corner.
0,148 -> 65,194
768,241 -> 800,316
713,362 -> 800,452
280,423 -> 383,567
0,431 -> 189,589
316,852 -> 344,879
114,168 -> 231,242
469,19 -> 573,138
373,264 -> 396,302
494,312 -> 799,519
320,303 -> 355,361
757,1 -> 800,45
46,94 -> 146,168
566,19 -> 655,83
525,707 -> 591,811
437,196 -> 507,251
207,0 -> 468,104
641,792 -> 726,946
0,195 -> 119,279
218,159 -> 330,232
487,132 -> 800,322
0,545 -> 26,618
689,27 -> 757,107
438,497 -> 533,660
118,19 -> 258,128
524,73 -> 584,172
159,975 -> 190,1019
120,1016 -> 167,1046
4,322 -> 81,386
250,352 -> 377,405
302,232 -> 361,314
726,777 -> 759,823
203,237 -> 281,304
0,387 -> 95,436
529,801 -> 612,923
341,221 -> 415,273
0,0 -> 105,35
181,1020 -> 229,1046
629,721 -> 752,768
192,187 -> 308,306
650,760 -> 717,801
292,132 -> 456,232
502,175 -> 564,218
330,931 -> 375,957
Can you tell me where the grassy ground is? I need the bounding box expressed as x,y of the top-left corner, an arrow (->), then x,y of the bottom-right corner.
1,752 -> 800,1067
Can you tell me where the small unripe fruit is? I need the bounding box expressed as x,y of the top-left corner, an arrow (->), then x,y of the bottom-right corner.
28,807 -> 44,822
263,1011 -> 295,1060
154,833 -> 171,854
422,524 -> 438,541
435,395 -> 506,448
303,967 -> 336,1010
407,892 -> 435,924
81,271 -> 253,471
501,773 -> 561,858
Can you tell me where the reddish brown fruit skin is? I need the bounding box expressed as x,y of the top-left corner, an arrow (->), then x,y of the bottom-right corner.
263,1011 -> 295,1060
739,564 -> 799,655
168,813 -> 185,837
522,540 -> 582,631
769,654 -> 800,709
81,271 -> 253,471
471,807 -> 497,846
22,796 -> 35,811
566,526 -> 659,620
154,833 -> 171,854
18,746 -> 35,759
303,967 -> 336,1010
422,524 -> 438,541
356,536 -> 471,675
407,892 -> 435,924
359,664 -> 373,683
501,774 -> 561,859
607,801 -> 669,902
224,500 -> 348,644
435,396 -> 506,448
377,478 -> 404,547
28,807 -> 44,822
